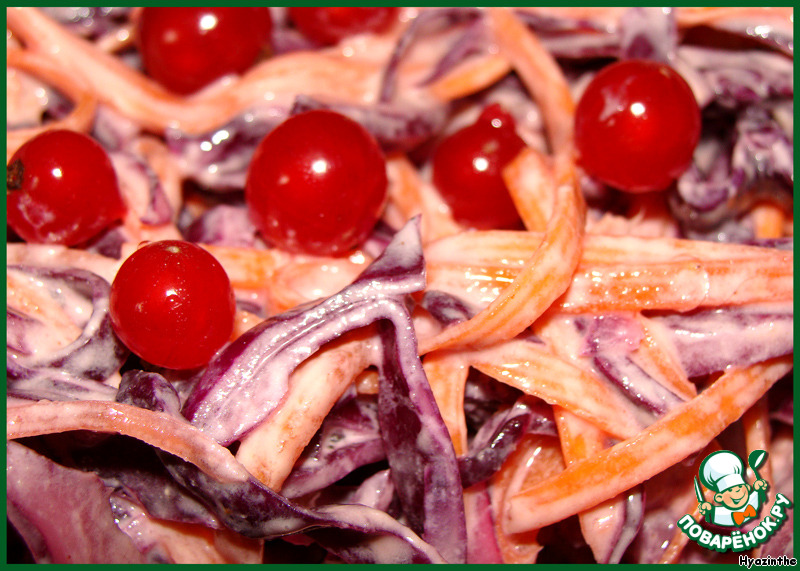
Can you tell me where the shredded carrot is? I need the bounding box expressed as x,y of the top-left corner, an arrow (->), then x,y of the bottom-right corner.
7,400 -> 250,483
466,338 -> 642,440
426,53 -> 512,102
422,350 -> 471,455
506,356 -> 792,533
6,48 -> 97,158
420,149 -> 585,353
236,331 -> 376,489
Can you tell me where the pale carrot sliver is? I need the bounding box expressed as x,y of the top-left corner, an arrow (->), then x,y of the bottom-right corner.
488,434 -> 562,563
502,146 -> 553,233
467,339 -> 642,440
632,315 -> 697,401
7,400 -> 250,483
426,52 -> 512,102
236,331 -> 375,490
487,7 -> 575,155
751,201 -> 788,239
506,356 -> 793,533
422,350 -> 470,455
6,48 -> 97,158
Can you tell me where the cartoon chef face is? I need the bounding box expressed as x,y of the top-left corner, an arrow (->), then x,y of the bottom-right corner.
715,483 -> 752,510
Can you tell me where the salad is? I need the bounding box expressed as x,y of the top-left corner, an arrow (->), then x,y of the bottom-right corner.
6,6 -> 794,564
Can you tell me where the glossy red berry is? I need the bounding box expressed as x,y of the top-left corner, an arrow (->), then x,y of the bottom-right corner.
288,7 -> 398,45
432,103 -> 526,230
6,129 -> 126,246
575,59 -> 701,193
245,110 -> 387,256
109,240 -> 236,370
137,7 -> 272,94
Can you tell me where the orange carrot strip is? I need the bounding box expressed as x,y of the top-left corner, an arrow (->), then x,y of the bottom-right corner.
198,245 -> 292,290
7,400 -> 250,483
554,408 -> 631,564
751,201 -> 788,240
420,149 -> 584,353
426,53 -> 512,102
6,7 -> 381,135
386,154 -> 461,243
502,146 -> 553,232
236,331 -> 375,489
506,356 -> 793,533
6,49 -> 97,158
632,315 -> 697,401
467,339 -> 642,440
422,350 -> 470,455
488,434 -> 562,563
487,7 -> 575,155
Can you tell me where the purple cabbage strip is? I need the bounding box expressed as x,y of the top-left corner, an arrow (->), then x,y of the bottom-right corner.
290,94 -> 448,154
578,314 -> 684,415
514,8 -> 619,60
597,488 -> 645,564
7,369 -> 119,402
649,304 -> 794,378
165,107 -> 287,192
7,441 -> 151,564
280,390 -> 385,499
379,7 -> 481,102
40,7 -> 132,40
7,265 -> 129,383
376,316 -> 467,563
117,363 -> 447,563
110,150 -> 174,225
419,289 -> 476,325
458,397 -> 556,488
183,218 -> 467,561
183,203 -> 260,248
183,217 -> 427,443
617,7 -> 677,62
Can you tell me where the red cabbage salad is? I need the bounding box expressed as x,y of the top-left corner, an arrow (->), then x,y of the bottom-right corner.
6,6 -> 793,564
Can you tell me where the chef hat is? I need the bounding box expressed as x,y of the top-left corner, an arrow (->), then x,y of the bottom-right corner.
700,450 -> 746,493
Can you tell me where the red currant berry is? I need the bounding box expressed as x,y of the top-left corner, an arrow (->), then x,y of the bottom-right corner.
288,7 -> 398,45
245,110 -> 387,257
137,7 -> 272,95
432,103 -> 526,230
6,129 -> 126,246
109,240 -> 236,370
575,59 -> 701,193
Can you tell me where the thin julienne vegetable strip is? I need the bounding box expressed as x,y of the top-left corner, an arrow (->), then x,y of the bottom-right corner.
751,201 -> 788,239
419,148 -> 584,353
554,408 -> 631,564
6,49 -> 97,159
466,338 -> 642,440
7,270 -> 84,347
236,332 -> 376,490
6,7 -> 382,135
631,314 -> 697,401
487,7 -> 575,155
487,434 -> 555,563
425,52 -> 512,102
422,350 -> 470,455
7,243 -> 122,284
424,231 -> 793,313
386,154 -> 461,244
6,400 -> 250,484
502,145 -> 553,233
505,356 -> 793,533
